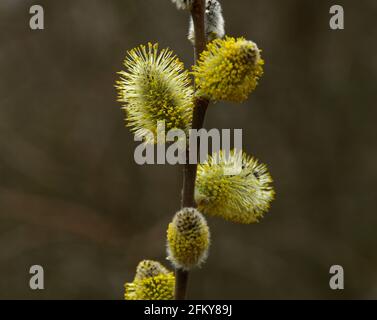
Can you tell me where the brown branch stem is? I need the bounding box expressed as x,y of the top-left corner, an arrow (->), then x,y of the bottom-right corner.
175,0 -> 210,300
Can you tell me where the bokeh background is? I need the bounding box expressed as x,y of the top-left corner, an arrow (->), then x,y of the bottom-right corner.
1,0 -> 376,299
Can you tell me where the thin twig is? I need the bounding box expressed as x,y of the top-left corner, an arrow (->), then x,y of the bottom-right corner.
175,0 -> 210,300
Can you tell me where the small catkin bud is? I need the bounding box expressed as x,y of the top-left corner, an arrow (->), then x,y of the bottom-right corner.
192,37 -> 264,102
167,208 -> 210,270
124,260 -> 175,300
171,0 -> 193,10
188,0 -> 225,44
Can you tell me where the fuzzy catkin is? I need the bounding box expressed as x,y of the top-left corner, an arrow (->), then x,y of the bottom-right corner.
195,150 -> 275,224
116,43 -> 194,143
167,208 -> 210,270
125,260 -> 175,300
171,0 -> 193,10
192,37 -> 264,102
188,0 -> 225,44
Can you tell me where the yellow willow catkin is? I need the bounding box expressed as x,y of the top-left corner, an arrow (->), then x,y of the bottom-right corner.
116,43 -> 194,143
167,208 -> 210,270
192,37 -> 264,102
124,260 -> 175,300
195,150 -> 275,224
134,260 -> 170,280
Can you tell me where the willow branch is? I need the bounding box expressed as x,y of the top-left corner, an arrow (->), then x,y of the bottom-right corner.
175,0 -> 210,300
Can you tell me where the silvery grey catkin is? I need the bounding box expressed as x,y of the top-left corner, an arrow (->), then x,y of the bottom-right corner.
188,0 -> 225,44
171,0 -> 193,10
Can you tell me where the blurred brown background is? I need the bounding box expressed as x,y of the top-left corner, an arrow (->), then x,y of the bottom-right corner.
0,0 -> 376,299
